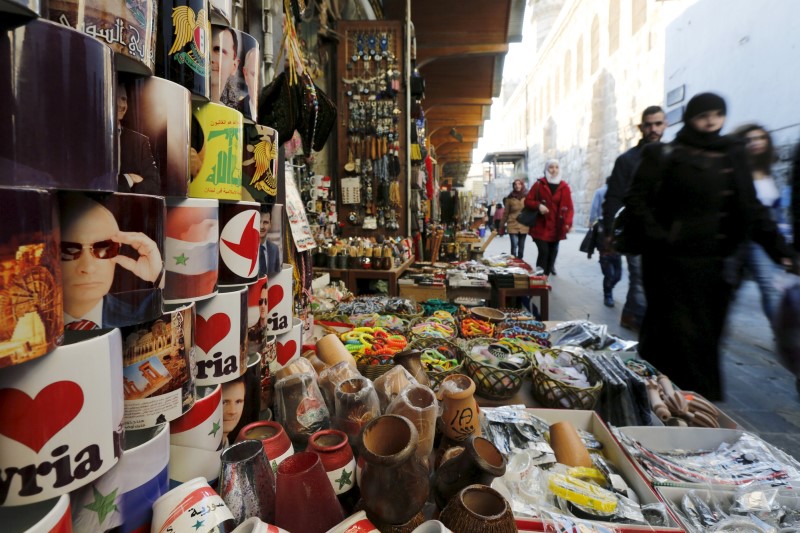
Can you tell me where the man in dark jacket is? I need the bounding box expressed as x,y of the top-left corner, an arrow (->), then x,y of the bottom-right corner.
602,105 -> 667,331
792,141 -> 800,253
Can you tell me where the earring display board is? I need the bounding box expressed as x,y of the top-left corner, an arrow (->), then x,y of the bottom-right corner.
335,20 -> 406,238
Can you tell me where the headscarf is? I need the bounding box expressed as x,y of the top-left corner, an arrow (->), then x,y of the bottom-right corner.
508,179 -> 527,199
675,92 -> 737,151
544,159 -> 561,185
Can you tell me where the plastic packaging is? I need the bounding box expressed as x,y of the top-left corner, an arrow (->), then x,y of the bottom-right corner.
386,384 -> 439,462
318,360 -> 361,414
373,365 -> 418,411
275,356 -> 317,382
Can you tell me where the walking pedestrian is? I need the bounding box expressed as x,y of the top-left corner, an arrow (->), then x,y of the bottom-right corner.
731,124 -> 784,322
603,106 -> 667,331
589,178 -> 622,307
625,92 -> 797,401
526,160 -> 574,276
492,203 -> 505,233
501,179 -> 530,259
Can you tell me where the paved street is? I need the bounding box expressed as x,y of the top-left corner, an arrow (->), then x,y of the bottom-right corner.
484,229 -> 800,459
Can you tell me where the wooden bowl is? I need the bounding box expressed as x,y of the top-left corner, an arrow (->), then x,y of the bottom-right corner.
470,306 -> 506,323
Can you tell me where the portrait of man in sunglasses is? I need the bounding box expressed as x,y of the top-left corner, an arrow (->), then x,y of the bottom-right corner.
60,194 -> 164,330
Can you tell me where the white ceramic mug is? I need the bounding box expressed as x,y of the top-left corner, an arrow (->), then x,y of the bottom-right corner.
265,264 -> 293,335
151,477 -> 234,533
0,494 -> 71,532
195,286 -> 248,385
325,510 -> 379,533
170,385 -> 223,451
271,318 -> 302,374
0,329 -> 123,506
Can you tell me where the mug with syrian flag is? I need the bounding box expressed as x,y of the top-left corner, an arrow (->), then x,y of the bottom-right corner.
169,385 -> 224,488
218,200 -> 261,286
164,198 -> 219,304
195,286 -> 248,386
265,263 -> 293,336
0,329 -> 124,506
70,423 -> 170,533
151,477 -> 235,533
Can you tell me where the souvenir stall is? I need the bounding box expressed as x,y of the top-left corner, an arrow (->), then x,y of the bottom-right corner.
4,2 -> 800,533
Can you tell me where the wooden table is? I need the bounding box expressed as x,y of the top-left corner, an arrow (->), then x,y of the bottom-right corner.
492,286 -> 550,320
315,257 -> 414,297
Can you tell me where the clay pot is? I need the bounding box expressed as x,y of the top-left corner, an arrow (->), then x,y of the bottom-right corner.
386,384 -> 438,464
307,429 -> 357,498
432,436 -> 507,509
334,377 -> 381,446
439,374 -> 481,442
393,350 -> 431,387
274,452 -> 344,533
236,420 -> 294,473
439,485 -> 517,533
359,415 -> 430,527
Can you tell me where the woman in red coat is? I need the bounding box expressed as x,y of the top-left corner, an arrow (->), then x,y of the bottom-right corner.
525,159 -> 574,275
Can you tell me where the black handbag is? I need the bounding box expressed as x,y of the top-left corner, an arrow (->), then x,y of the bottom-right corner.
516,181 -> 540,227
516,207 -> 538,228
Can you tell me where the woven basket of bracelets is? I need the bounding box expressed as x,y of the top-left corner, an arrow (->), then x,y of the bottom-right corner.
407,337 -> 466,391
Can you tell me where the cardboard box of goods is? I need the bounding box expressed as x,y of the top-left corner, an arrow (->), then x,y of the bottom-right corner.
656,486 -> 800,532
614,426 -> 800,490
513,409 -> 684,532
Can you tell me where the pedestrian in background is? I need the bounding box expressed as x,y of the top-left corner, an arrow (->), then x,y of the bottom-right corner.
603,106 -> 668,331
589,178 -> 622,307
526,159 -> 574,276
501,179 -> 530,258
493,202 -> 505,233
625,92 -> 797,401
732,123 -> 784,323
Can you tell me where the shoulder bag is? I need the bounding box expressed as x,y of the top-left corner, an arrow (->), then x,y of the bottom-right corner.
516,182 -> 540,228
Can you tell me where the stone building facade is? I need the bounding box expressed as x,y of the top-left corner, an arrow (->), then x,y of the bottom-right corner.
488,0 -> 684,225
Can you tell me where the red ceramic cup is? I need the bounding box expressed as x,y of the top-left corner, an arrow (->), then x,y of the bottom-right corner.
274,452 -> 344,533
237,420 -> 294,473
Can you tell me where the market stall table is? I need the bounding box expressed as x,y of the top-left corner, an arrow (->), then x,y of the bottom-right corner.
317,257 -> 415,297
493,286 -> 550,320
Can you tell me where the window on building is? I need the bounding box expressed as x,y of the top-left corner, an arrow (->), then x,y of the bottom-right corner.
591,16 -> 600,75
632,0 -> 647,34
609,0 -> 620,54
564,50 -> 572,94
576,36 -> 584,87
555,70 -> 560,106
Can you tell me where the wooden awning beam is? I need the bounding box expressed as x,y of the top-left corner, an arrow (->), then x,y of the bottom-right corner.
417,43 -> 509,68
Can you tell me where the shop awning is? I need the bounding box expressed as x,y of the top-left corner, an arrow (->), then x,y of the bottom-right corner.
383,0 -> 525,168
481,150 -> 527,164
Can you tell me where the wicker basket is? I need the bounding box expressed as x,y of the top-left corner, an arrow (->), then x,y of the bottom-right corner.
497,318 -> 546,333
356,354 -> 397,381
529,349 -> 603,410
461,337 -> 532,400
408,316 -> 457,341
407,337 -> 466,391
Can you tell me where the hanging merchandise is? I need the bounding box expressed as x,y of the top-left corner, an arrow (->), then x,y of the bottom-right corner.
257,10 -> 336,153
242,124 -> 279,204
169,385 -> 224,488
195,286 -> 248,386
118,75 -> 193,197
0,329 -> 124,506
0,19 -> 117,192
284,167 -> 318,252
120,303 -> 196,430
47,0 -> 156,75
155,0 -> 211,100
0,188 -> 63,368
336,21 -> 405,237
164,198 -> 220,304
210,25 -> 260,123
58,192 -> 166,330
218,200 -> 261,285
189,101 -> 244,200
